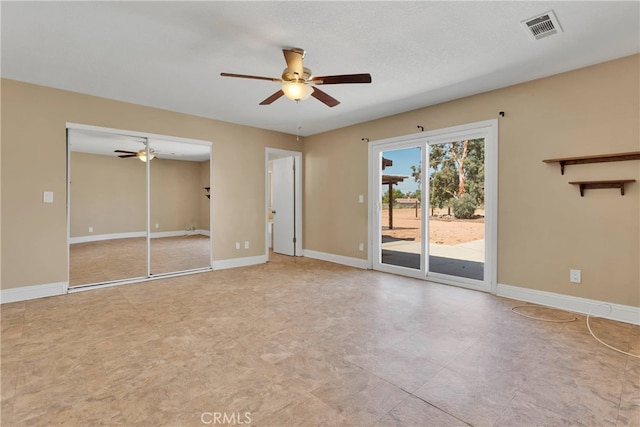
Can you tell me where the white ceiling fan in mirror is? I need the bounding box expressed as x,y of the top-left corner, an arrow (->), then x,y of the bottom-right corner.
68,129 -> 210,162
114,147 -> 157,162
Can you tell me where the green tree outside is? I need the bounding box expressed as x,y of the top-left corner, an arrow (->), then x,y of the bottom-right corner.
381,188 -> 405,204
411,139 -> 485,215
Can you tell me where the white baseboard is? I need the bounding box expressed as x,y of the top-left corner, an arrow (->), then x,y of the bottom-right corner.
303,250 -> 369,270
150,230 -> 203,238
70,230 -> 210,244
70,231 -> 145,244
1,282 -> 68,304
212,254 -> 268,270
497,283 -> 640,326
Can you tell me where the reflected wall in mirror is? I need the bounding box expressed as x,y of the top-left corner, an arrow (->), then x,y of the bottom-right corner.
68,128 -> 212,288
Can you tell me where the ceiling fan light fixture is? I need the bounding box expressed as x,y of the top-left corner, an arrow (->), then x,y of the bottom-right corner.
137,148 -> 155,162
220,48 -> 371,106
281,82 -> 313,101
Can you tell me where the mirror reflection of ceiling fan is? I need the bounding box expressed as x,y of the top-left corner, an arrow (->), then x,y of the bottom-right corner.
220,47 -> 372,107
114,148 -> 157,162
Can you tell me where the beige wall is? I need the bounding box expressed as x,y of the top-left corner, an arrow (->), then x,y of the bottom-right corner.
304,54 -> 640,307
150,157 -> 205,233
2,55 -> 638,309
70,152 -> 208,237
199,161 -> 211,231
70,152 -> 147,237
1,79 -> 298,289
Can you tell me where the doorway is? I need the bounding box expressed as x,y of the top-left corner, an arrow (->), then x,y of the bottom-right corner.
266,148 -> 303,258
67,123 -> 213,289
370,120 -> 497,292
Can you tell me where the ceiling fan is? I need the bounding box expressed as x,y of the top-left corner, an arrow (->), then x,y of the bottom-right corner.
220,48 -> 372,107
114,148 -> 156,162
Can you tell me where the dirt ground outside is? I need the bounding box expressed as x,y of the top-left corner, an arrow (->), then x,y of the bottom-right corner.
381,207 -> 484,245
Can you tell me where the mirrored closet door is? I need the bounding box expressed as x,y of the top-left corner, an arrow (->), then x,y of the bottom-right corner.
67,126 -> 211,288
149,138 -> 211,276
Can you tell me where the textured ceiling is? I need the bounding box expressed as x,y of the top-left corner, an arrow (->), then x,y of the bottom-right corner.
2,1 -> 639,137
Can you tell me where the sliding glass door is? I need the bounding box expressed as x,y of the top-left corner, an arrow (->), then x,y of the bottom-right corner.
371,120 -> 497,292
379,146 -> 423,271
427,138 -> 485,281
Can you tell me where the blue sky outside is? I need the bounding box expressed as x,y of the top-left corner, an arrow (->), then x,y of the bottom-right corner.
381,146 -> 421,195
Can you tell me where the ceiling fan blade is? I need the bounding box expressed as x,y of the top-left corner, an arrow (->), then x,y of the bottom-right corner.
311,87 -> 340,107
114,149 -> 137,154
117,154 -> 138,158
283,48 -> 305,78
220,72 -> 282,83
259,90 -> 285,105
311,73 -> 372,85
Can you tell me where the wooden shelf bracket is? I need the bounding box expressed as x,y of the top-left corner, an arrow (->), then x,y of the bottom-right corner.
543,151 -> 640,175
569,180 -> 636,197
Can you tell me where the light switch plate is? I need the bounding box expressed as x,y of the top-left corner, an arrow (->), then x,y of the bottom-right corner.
43,191 -> 54,203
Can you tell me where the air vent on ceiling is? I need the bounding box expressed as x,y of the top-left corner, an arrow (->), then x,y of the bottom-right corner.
522,10 -> 563,40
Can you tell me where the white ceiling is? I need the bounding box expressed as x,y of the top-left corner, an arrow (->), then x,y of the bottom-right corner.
2,1 -> 639,137
68,128 -> 211,162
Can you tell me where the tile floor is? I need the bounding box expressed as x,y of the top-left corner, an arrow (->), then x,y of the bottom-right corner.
1,254 -> 639,426
69,235 -> 211,287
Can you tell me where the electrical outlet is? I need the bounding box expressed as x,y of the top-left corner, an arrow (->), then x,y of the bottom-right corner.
155,224 -> 160,229
235,242 -> 240,250
244,241 -> 250,249
358,242 -> 364,251
88,226 -> 93,233
570,269 -> 581,283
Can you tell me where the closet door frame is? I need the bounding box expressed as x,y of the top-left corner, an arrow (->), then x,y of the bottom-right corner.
66,122 -> 213,291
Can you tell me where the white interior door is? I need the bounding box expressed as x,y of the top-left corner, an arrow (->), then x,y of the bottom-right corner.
272,156 -> 296,256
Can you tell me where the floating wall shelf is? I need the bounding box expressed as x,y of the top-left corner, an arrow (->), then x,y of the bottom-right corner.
543,151 -> 640,175
569,180 -> 636,197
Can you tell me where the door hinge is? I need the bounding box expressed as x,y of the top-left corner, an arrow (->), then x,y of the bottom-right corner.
293,237 -> 297,243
